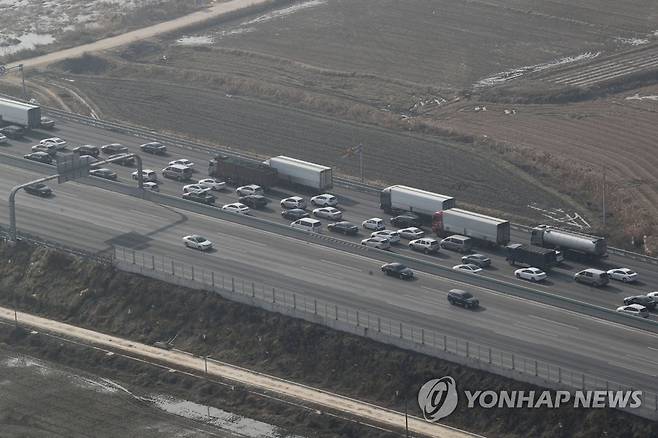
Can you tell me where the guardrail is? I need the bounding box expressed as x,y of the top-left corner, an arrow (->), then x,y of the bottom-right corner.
3,149 -> 657,332
114,246 -> 658,421
39,106 -> 658,265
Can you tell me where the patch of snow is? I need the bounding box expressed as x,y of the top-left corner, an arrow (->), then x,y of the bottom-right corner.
625,93 -> 658,101
242,0 -> 327,26
615,37 -> 649,46
475,52 -> 601,87
176,35 -> 214,46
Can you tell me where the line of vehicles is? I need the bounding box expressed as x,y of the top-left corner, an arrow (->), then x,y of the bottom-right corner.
5,107 -> 656,319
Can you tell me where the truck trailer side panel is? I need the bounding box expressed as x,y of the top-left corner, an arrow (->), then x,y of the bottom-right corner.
380,185 -> 455,216
0,97 -> 41,129
435,209 -> 510,245
266,156 -> 333,191
209,155 -> 278,189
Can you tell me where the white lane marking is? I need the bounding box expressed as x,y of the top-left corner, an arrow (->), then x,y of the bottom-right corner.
319,259 -> 363,272
528,315 -> 580,331
625,354 -> 658,367
649,347 -> 658,352
605,360 -> 657,377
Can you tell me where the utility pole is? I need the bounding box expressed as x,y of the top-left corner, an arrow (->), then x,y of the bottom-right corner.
358,143 -> 364,183
602,165 -> 606,228
0,63 -> 27,100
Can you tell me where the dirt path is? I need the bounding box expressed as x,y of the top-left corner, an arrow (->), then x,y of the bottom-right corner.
0,306 -> 479,438
16,0 -> 274,70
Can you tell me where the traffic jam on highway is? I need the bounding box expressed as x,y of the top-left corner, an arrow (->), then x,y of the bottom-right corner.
0,96 -> 656,320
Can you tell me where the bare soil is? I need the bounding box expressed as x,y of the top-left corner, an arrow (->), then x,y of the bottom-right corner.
1,241 -> 658,438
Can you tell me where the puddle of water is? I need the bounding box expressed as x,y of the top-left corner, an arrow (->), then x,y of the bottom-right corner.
0,32 -> 55,56
150,395 -> 305,438
475,51 -> 600,87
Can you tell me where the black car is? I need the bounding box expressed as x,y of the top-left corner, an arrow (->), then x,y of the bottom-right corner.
390,214 -> 421,228
447,289 -> 479,309
40,117 -> 55,129
101,143 -> 129,155
461,253 -> 491,268
623,295 -> 656,310
24,151 -> 53,164
0,125 -> 25,139
327,221 -> 359,235
239,195 -> 269,208
108,153 -> 135,166
281,208 -> 309,220
140,142 -> 167,155
72,144 -> 100,157
24,182 -> 52,197
183,191 -> 216,205
381,262 -> 414,279
89,168 -> 118,180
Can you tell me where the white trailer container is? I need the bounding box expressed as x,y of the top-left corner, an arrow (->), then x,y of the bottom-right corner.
0,97 -> 41,129
380,185 -> 455,217
265,156 -> 333,191
432,208 -> 510,245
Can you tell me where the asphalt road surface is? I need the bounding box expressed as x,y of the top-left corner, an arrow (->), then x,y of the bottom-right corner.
0,162 -> 657,396
5,118 -> 658,318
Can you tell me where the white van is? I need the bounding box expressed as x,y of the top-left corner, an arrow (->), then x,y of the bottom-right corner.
162,164 -> 192,181
291,218 -> 322,233
440,235 -> 473,252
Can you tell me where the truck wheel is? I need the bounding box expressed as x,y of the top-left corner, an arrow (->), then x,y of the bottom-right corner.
515,273 -> 520,279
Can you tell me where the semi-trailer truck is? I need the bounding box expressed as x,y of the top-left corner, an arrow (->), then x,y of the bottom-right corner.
380,185 -> 455,218
209,155 -> 278,189
0,97 -> 41,129
432,208 -> 511,246
506,243 -> 559,270
530,225 -> 607,259
264,156 -> 333,191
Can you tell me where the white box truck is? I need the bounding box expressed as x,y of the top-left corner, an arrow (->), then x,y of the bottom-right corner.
0,97 -> 41,129
265,156 -> 333,191
380,185 -> 455,217
432,208 -> 510,246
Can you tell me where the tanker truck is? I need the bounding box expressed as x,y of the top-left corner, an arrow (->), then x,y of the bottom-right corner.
530,225 -> 607,260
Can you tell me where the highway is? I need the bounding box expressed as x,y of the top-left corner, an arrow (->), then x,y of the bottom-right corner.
4,116 -> 658,319
1,162 -> 657,396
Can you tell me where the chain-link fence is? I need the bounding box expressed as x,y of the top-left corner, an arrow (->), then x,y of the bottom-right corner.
114,246 -> 658,420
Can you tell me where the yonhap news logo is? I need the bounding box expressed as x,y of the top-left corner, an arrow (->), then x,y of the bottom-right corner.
417,377 -> 459,421
418,376 -> 643,422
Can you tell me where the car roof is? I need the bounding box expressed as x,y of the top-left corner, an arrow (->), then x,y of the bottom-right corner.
626,304 -> 646,310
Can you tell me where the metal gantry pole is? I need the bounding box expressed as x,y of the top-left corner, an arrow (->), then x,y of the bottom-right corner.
9,174 -> 59,242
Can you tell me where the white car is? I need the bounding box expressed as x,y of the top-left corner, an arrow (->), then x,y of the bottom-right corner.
606,268 -> 638,283
280,196 -> 306,209
514,267 -> 547,282
183,235 -> 213,251
616,304 -> 649,318
143,182 -> 159,192
197,178 -> 226,191
361,236 -> 391,250
40,137 -> 66,149
397,227 -> 425,240
131,169 -> 158,182
32,143 -> 57,154
409,238 -> 440,254
236,184 -> 264,196
453,264 -> 483,273
647,291 -> 658,300
183,183 -> 211,194
169,158 -> 194,168
362,218 -> 385,231
310,193 -> 337,207
313,207 -> 342,220
222,202 -> 250,214
371,230 -> 400,244
0,134 -> 7,144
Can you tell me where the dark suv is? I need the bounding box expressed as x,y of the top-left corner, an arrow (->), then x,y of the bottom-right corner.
72,145 -> 100,157
447,289 -> 479,309
24,183 -> 53,197
239,195 -> 269,209
623,295 -> 656,310
101,143 -> 129,155
390,214 -> 421,228
140,142 -> 167,155
0,125 -> 25,139
327,221 -> 359,235
183,191 -> 215,205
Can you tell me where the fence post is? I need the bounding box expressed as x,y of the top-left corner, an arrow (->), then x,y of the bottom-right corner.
231,277 -> 235,293
535,360 -> 538,377
211,271 -> 215,288
273,288 -> 276,303
171,260 -> 175,275
252,282 -> 255,298
488,347 -> 491,364
356,311 -> 359,326
191,266 -> 194,281
443,335 -> 447,352
293,294 -> 296,310
314,299 -> 317,315
582,374 -> 585,390
399,323 -> 403,339
512,354 -> 515,370
132,250 -> 136,264
558,367 -> 561,383
466,341 -> 469,358
335,305 -> 338,320
152,255 -> 155,270
421,329 -> 425,345
377,317 -> 381,332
